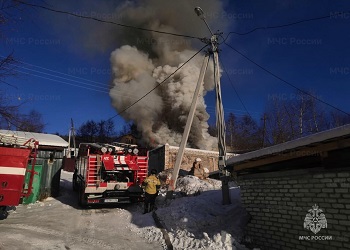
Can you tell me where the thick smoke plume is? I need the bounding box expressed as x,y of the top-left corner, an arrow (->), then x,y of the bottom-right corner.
109,0 -> 228,150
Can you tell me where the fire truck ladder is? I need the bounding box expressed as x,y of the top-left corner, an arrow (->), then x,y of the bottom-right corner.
0,133 -> 37,148
87,155 -> 102,186
136,156 -> 148,182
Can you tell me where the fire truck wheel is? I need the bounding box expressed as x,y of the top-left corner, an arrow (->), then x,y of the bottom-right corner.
78,185 -> 86,207
0,206 -> 8,220
72,172 -> 78,192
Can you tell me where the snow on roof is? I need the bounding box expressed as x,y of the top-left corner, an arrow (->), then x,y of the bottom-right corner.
227,124 -> 350,166
0,130 -> 68,148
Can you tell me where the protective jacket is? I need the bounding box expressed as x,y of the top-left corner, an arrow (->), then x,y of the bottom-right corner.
193,167 -> 205,179
142,175 -> 160,195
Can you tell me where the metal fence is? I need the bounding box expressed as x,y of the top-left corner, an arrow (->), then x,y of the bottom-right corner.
35,150 -> 64,199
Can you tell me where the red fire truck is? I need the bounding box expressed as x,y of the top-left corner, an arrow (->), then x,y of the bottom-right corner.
72,142 -> 148,206
0,136 -> 38,219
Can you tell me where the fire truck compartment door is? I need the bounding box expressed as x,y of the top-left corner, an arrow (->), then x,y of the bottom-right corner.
0,147 -> 31,206
101,155 -> 114,170
0,173 -> 26,206
113,155 -> 140,170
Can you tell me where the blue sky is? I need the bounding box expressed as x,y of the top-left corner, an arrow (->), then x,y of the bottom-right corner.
1,0 -> 350,135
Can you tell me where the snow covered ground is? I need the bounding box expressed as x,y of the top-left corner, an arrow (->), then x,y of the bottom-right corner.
154,175 -> 251,250
1,171 -> 251,250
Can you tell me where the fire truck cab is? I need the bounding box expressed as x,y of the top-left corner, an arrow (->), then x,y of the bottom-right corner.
72,142 -> 148,206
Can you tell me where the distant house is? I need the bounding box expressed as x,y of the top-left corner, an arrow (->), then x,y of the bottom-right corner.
0,130 -> 69,201
116,134 -> 138,145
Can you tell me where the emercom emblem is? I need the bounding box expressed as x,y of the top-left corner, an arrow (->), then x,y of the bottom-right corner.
304,204 -> 327,234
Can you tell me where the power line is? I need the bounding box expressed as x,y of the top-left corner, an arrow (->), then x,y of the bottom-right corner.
8,67 -> 109,93
224,11 -> 350,41
10,63 -> 109,91
218,56 -> 252,119
9,4 -> 348,118
3,58 -> 158,100
9,67 -> 138,101
7,63 -> 217,107
16,0 -> 201,40
107,44 -> 209,121
2,56 -> 172,100
0,55 -> 108,87
223,41 -> 350,117
6,60 -> 244,112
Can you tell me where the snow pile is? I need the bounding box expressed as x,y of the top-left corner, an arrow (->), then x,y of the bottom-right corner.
114,174 -> 250,249
173,175 -> 222,195
150,175 -> 250,250
125,205 -> 167,248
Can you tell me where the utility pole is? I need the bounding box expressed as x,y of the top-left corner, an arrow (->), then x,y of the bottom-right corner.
166,53 -> 210,199
167,7 -> 231,205
67,118 -> 76,158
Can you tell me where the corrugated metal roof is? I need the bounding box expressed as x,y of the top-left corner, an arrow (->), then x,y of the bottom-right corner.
0,130 -> 68,148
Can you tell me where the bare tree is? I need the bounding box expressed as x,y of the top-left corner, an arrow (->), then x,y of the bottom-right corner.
265,98 -> 292,144
264,90 -> 335,145
1,0 -> 28,42
225,113 -> 236,149
329,111 -> 350,128
224,113 -> 262,152
97,119 -> 115,142
0,55 -> 46,132
293,91 -> 331,137
0,53 -> 20,126
78,119 -> 116,143
0,96 -> 18,128
260,113 -> 268,147
16,109 -> 45,132
0,53 -> 17,84
0,1 -> 46,132
77,120 -> 98,142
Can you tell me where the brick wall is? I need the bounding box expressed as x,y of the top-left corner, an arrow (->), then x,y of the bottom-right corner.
237,168 -> 350,250
149,144 -> 235,173
167,146 -> 220,172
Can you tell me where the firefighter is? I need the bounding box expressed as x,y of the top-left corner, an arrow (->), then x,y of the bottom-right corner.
142,169 -> 160,214
189,158 -> 207,179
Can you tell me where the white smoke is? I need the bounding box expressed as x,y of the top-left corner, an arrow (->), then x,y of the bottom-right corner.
109,0 -> 229,150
